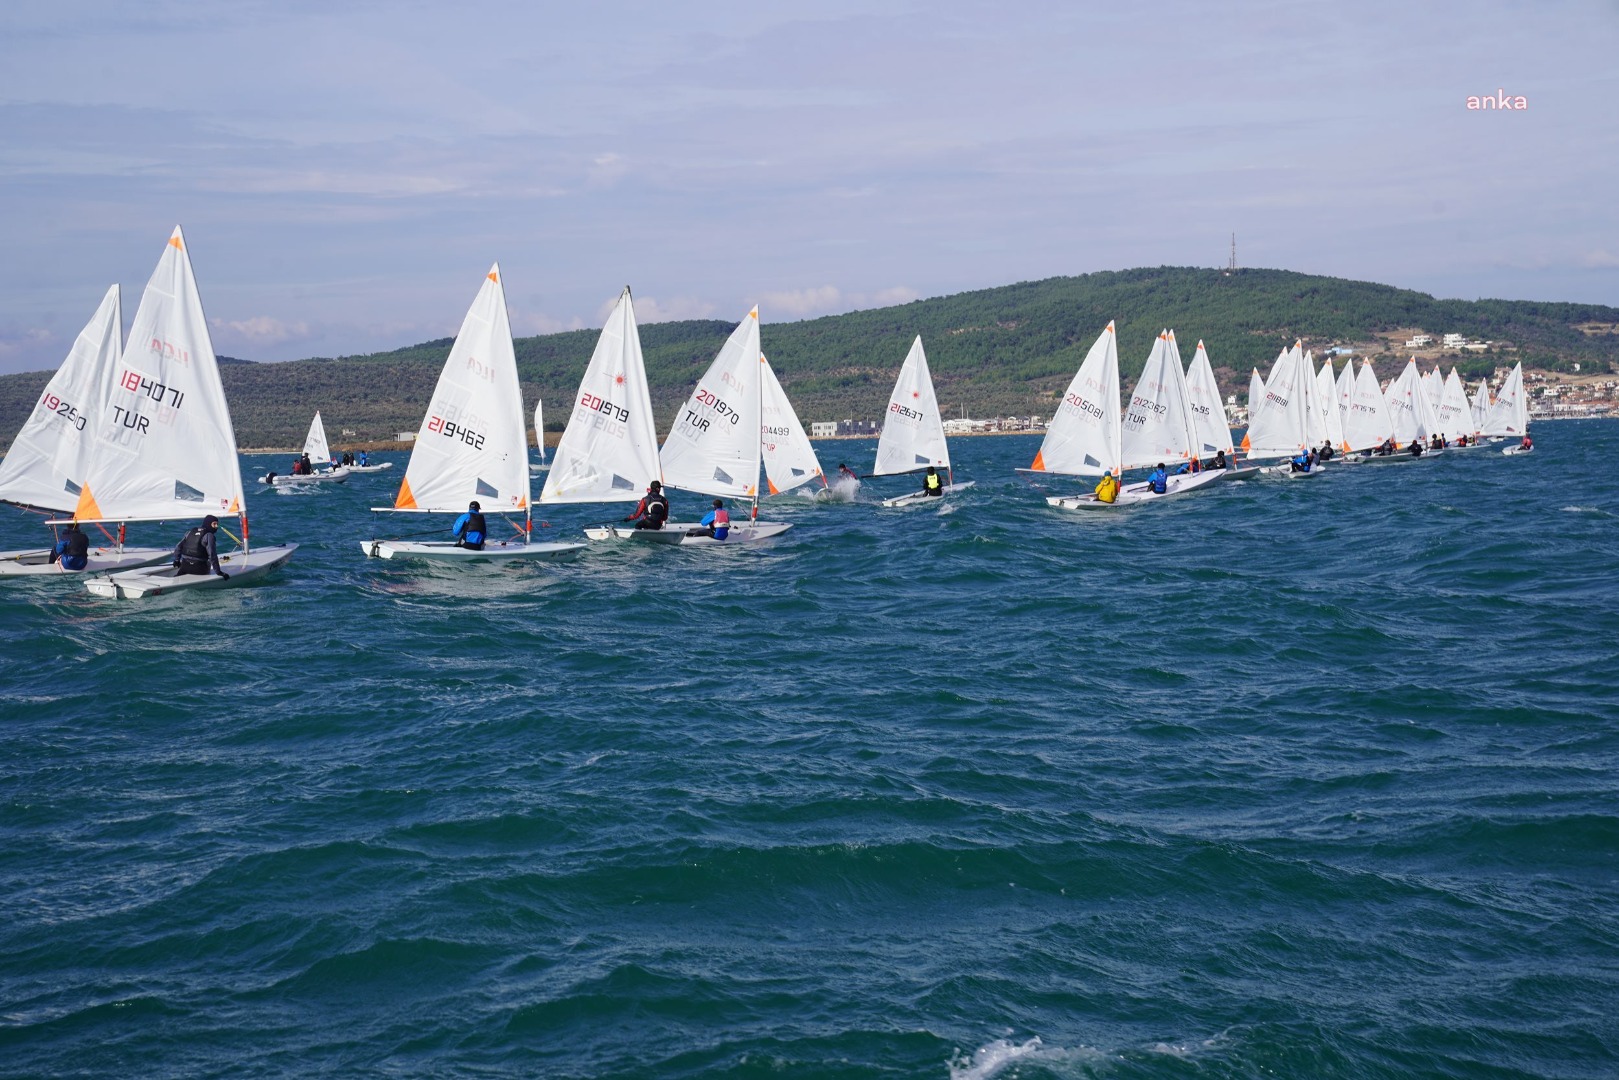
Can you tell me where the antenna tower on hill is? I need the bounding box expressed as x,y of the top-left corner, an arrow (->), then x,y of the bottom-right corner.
1228,233 -> 1237,271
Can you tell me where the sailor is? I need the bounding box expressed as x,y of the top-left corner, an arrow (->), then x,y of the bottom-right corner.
1318,441 -> 1335,461
452,501 -> 487,550
688,499 -> 730,539
625,481 -> 669,530
173,515 -> 229,579
359,450 -> 369,466
1146,463 -> 1168,494
1289,451 -> 1309,473
922,466 -> 944,497
1211,449 -> 1228,470
51,522 -> 91,571
1521,434 -> 1533,450
838,463 -> 859,483
1094,473 -> 1120,504
299,452 -> 313,474
1409,440 -> 1424,457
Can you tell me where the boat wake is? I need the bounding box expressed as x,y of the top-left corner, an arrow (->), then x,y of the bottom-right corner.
949,1036 -> 1101,1079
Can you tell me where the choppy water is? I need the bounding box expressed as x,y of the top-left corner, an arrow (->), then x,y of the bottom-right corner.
2,422 -> 1617,1079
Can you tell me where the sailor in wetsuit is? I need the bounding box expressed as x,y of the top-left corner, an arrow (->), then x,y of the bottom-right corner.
1146,463 -> 1169,493
52,522 -> 91,571
452,501 -> 487,550
688,499 -> 731,539
173,515 -> 229,578
922,466 -> 944,497
625,481 -> 669,530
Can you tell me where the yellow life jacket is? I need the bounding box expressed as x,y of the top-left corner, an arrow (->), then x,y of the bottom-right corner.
1095,474 -> 1119,504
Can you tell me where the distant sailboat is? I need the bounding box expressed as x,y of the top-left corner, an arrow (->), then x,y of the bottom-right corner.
260,411 -> 350,484
873,336 -> 973,507
0,285 -> 170,575
1384,359 -> 1442,453
1185,340 -> 1257,480
83,226 -> 298,598
360,265 -> 582,562
1482,362 -> 1531,452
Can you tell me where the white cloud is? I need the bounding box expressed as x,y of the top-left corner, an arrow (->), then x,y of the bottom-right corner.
512,312 -> 587,336
0,327 -> 54,359
210,316 -> 311,346
1581,250 -> 1619,269
760,285 -> 843,318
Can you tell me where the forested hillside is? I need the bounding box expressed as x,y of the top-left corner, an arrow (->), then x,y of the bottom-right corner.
3,267 -> 1616,449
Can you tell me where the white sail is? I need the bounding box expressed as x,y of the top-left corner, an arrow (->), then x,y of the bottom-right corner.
1471,378 -> 1493,431
1383,360 -> 1435,447
1243,343 -> 1310,459
759,354 -> 824,495
542,288 -> 661,504
302,411 -> 331,466
1481,362 -> 1529,437
1120,330 -> 1197,469
1301,353 -> 1328,447
1436,369 -> 1475,440
1314,359 -> 1348,452
1247,368 -> 1265,425
874,336 -> 950,476
1342,360 -> 1393,451
1184,340 -> 1234,458
1422,365 -> 1443,406
394,265 -> 529,514
533,399 -> 545,463
660,307 -> 763,500
73,227 -> 245,523
1027,322 -> 1121,476
1336,358 -> 1355,411
0,285 -> 122,513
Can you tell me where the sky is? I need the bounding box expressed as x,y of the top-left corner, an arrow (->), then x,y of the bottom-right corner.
0,0 -> 1616,375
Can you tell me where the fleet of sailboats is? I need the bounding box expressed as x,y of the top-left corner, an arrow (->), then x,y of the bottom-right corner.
0,237 -> 1549,585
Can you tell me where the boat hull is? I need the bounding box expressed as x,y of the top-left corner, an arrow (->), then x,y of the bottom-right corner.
0,545 -> 171,578
881,481 -> 975,508
1259,463 -> 1328,478
1503,445 -> 1534,456
260,467 -> 351,485
583,521 -> 794,545
358,539 -> 583,561
84,544 -> 299,598
1048,469 -> 1222,510
345,463 -> 393,473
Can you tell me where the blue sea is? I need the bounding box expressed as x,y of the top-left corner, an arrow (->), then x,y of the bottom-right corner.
2,423 -> 1617,1079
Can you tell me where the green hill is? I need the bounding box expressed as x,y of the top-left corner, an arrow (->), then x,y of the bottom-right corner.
3,267 -> 1616,450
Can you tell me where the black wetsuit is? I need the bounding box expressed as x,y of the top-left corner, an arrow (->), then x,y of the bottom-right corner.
173,526 -> 221,576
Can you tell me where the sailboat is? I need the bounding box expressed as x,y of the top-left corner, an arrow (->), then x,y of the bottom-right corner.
1470,378 -> 1493,435
529,399 -> 550,473
759,354 -> 827,499
872,336 -> 973,507
543,287 -> 662,528
1313,357 -> 1350,456
1242,342 -> 1322,477
260,411 -> 351,484
82,226 -> 298,598
1184,341 -> 1257,480
360,265 -> 582,562
1437,368 -> 1481,446
590,306 -> 793,544
1383,359 -> 1442,456
1482,362 -> 1531,452
0,286 -> 170,575
1340,360 -> 1400,459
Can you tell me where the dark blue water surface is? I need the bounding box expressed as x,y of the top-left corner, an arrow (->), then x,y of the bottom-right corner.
2,423 -> 1617,1079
